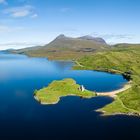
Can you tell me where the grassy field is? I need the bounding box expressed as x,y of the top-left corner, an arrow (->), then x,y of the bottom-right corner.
74,45 -> 140,115
34,78 -> 96,105
23,50 -> 94,60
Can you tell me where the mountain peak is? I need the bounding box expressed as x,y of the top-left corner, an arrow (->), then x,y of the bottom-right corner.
56,34 -> 66,39
79,35 -> 95,40
78,35 -> 106,44
54,34 -> 107,45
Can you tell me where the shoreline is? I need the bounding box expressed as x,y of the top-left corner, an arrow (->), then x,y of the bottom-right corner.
97,110 -> 140,117
96,82 -> 132,98
34,92 -> 95,105
8,49 -> 140,116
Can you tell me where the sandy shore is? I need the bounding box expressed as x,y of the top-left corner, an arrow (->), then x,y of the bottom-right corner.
96,83 -> 131,98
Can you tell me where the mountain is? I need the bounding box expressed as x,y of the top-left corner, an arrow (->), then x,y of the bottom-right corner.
44,34 -> 108,50
78,35 -> 107,44
10,34 -> 109,60
54,34 -> 107,44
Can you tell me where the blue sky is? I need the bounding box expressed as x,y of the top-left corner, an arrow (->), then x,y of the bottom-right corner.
0,0 -> 140,49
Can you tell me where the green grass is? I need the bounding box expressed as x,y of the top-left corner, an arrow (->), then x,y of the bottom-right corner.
22,43 -> 140,115
34,78 -> 96,105
75,45 -> 140,115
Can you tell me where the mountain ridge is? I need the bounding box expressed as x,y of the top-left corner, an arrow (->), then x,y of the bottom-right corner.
53,34 -> 107,44
9,34 -> 109,59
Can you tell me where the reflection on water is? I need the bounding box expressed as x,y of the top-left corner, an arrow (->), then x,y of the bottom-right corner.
0,53 -> 127,92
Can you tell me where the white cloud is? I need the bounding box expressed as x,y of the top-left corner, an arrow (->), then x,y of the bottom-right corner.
91,32 -> 134,40
31,13 -> 38,18
0,42 -> 44,50
0,0 -> 7,4
11,10 -> 30,17
0,25 -> 9,32
89,32 -> 136,44
0,25 -> 23,33
3,5 -> 37,18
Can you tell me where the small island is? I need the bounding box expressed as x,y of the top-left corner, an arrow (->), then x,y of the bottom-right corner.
34,78 -> 96,105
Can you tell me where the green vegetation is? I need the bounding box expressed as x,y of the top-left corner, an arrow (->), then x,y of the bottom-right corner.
11,36 -> 140,116
10,35 -> 109,60
74,45 -> 140,115
34,78 -> 96,105
101,88 -> 140,115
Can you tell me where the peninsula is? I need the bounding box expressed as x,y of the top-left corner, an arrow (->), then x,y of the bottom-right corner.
34,78 -> 96,105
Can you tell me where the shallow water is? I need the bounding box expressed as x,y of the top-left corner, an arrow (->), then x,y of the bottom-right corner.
0,53 -> 140,140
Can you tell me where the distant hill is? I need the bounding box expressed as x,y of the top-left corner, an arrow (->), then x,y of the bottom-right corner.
10,34 -> 109,60
43,34 -> 108,51
113,43 -> 140,48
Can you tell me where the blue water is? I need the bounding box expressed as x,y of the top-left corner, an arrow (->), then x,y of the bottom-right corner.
0,53 -> 140,140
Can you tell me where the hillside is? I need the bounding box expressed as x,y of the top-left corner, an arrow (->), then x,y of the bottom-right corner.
10,34 -> 109,60
74,45 -> 140,115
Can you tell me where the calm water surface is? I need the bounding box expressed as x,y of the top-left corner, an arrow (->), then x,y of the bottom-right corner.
0,53 -> 140,140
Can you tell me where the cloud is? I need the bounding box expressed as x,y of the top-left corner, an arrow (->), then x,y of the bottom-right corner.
88,32 -> 136,44
31,13 -> 38,18
0,25 -> 24,33
3,5 -> 37,18
103,34 -> 134,40
0,25 -> 9,32
91,32 -> 134,40
0,0 -> 7,4
0,42 -> 44,50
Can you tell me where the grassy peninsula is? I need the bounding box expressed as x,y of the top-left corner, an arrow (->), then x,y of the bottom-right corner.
74,45 -> 140,115
34,78 -> 96,105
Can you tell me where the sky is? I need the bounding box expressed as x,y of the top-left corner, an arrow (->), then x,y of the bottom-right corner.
0,0 -> 140,50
